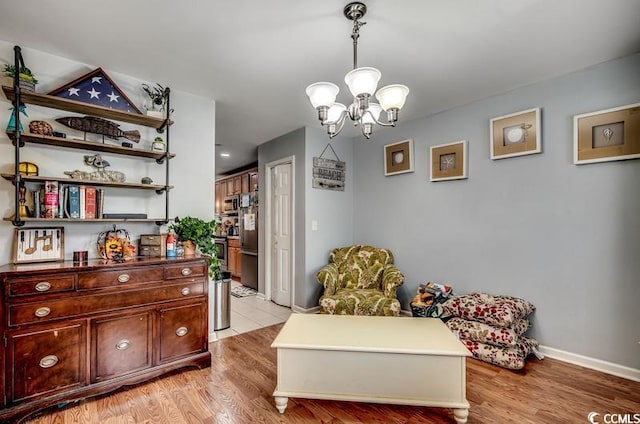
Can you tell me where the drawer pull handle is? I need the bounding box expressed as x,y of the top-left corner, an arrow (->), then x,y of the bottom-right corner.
148,236 -> 156,240
181,268 -> 192,276
117,274 -> 131,283
35,282 -> 52,292
181,287 -> 191,296
39,355 -> 58,369
175,326 -> 189,337
116,339 -> 131,350
35,307 -> 51,318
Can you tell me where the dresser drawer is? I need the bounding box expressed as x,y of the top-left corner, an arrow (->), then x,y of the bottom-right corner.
139,234 -> 166,246
165,262 -> 206,280
78,266 -> 164,289
159,302 -> 207,363
8,323 -> 86,402
8,281 -> 206,327
8,274 -> 75,297
139,245 -> 165,257
91,312 -> 152,383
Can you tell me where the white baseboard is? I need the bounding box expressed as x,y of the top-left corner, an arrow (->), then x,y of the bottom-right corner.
292,305 -> 321,314
257,293 -> 266,301
538,345 -> 640,382
208,332 -> 217,343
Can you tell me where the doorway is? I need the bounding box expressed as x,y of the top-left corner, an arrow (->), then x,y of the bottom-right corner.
265,156 -> 294,308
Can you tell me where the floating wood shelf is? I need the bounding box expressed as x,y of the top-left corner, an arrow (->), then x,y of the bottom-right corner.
2,86 -> 169,129
1,173 -> 172,192
6,131 -> 174,160
3,217 -> 168,223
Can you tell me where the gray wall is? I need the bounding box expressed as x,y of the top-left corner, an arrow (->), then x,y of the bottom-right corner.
257,128 -> 306,307
304,127 -> 354,309
352,53 -> 640,369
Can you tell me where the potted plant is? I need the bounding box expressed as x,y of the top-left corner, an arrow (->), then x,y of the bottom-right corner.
142,83 -> 168,118
169,216 -> 223,279
3,64 -> 38,91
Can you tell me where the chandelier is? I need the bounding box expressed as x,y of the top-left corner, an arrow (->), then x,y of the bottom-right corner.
306,2 -> 409,139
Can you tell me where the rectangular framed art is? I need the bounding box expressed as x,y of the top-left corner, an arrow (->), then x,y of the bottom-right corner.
13,227 -> 65,264
573,103 -> 640,164
384,139 -> 414,176
430,140 -> 468,182
490,107 -> 541,160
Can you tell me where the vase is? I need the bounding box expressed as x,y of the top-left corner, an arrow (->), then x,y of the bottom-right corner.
183,240 -> 197,256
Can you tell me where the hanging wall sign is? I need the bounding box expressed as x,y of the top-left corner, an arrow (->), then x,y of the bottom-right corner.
313,143 -> 345,191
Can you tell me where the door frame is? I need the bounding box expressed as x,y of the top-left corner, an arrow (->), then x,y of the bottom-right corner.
264,156 -> 295,308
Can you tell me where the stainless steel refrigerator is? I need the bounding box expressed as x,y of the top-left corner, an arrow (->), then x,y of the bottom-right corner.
239,192 -> 258,290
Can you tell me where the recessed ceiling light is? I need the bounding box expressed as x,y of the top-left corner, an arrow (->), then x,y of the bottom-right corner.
220,153 -> 230,157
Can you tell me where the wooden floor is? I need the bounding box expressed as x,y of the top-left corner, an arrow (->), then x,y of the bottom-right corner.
24,323 -> 640,424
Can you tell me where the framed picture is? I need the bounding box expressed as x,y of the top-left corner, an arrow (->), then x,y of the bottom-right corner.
490,107 -> 541,160
573,103 -> 640,164
430,140 -> 468,182
384,139 -> 414,176
13,227 -> 64,264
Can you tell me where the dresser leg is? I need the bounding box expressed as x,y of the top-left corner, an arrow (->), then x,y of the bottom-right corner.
274,396 -> 288,413
453,408 -> 469,423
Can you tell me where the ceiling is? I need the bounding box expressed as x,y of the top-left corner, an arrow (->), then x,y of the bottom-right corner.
0,1 -> 638,175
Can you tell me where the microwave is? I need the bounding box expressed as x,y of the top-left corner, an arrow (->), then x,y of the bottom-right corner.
223,195 -> 239,213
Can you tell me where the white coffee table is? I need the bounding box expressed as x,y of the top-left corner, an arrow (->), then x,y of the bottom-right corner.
271,314 -> 470,423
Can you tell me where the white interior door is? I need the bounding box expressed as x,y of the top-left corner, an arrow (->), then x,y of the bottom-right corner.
271,163 -> 292,307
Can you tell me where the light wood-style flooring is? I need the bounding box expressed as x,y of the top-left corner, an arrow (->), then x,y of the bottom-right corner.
25,323 -> 640,424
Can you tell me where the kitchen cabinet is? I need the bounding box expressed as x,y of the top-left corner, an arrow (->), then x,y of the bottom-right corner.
227,238 -> 241,279
0,257 -> 210,423
4,45 -> 173,226
241,173 -> 250,194
214,181 -> 225,214
215,167 -> 258,213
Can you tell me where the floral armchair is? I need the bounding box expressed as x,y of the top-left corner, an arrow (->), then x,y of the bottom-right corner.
317,245 -> 404,316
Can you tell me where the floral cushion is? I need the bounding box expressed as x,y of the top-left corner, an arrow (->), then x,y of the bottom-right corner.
442,293 -> 535,327
319,289 -> 401,316
446,317 -> 531,348
460,336 -> 539,370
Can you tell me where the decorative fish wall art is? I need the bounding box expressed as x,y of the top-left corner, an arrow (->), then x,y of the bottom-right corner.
56,116 -> 140,143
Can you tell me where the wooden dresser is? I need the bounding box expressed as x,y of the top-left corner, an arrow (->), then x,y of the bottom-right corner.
0,257 -> 211,423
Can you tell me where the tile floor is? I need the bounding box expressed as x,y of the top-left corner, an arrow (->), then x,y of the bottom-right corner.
213,280 -> 292,340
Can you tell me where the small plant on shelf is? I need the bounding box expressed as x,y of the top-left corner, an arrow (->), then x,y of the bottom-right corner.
169,216 -> 222,279
142,83 -> 168,113
3,64 -> 39,84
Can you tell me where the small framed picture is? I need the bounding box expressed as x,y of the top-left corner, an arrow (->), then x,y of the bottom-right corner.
490,108 -> 541,160
573,103 -> 640,164
384,139 -> 414,176
13,227 -> 65,264
430,140 -> 468,182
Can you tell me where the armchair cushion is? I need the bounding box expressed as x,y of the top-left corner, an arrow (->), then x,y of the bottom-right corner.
317,245 -> 404,316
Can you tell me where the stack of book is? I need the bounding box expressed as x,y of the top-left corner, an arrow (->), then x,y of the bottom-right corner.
32,182 -> 105,219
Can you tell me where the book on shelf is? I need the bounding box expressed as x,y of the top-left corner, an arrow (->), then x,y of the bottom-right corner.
79,186 -> 86,219
57,184 -> 65,218
85,186 -> 96,219
43,181 -> 58,219
96,188 -> 104,219
33,190 -> 40,218
66,185 -> 80,219
102,213 -> 148,219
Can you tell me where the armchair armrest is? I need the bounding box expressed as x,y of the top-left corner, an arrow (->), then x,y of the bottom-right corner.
381,264 -> 404,298
317,263 -> 340,296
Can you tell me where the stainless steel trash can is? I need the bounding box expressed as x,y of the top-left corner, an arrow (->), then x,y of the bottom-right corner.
212,272 -> 232,331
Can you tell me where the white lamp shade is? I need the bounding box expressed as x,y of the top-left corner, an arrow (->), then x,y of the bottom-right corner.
327,103 -> 347,123
375,84 -> 410,110
305,82 -> 339,108
344,67 -> 381,97
362,103 -> 382,124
